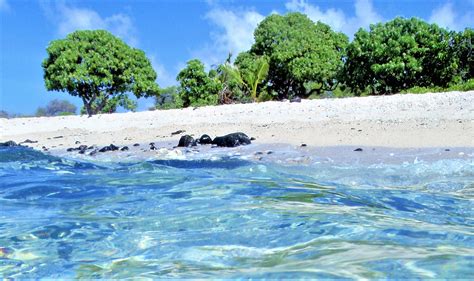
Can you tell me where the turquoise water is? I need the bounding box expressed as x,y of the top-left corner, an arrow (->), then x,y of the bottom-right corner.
1,146 -> 473,278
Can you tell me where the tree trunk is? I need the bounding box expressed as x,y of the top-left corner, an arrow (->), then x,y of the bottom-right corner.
81,97 -> 93,117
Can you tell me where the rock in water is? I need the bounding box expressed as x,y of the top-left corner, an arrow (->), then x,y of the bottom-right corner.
178,135 -> 195,147
198,134 -> 213,145
0,140 -> 19,147
99,144 -> 119,152
212,132 -> 251,147
78,145 -> 88,154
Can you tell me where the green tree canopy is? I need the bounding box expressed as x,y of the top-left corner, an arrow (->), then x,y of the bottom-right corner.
454,28 -> 474,82
343,17 -> 460,95
176,59 -> 222,107
42,30 -> 159,116
248,12 -> 348,99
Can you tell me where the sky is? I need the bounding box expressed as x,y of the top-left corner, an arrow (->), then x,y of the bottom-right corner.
0,0 -> 473,115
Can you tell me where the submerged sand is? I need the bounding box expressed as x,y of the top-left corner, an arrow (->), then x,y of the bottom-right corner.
1,91 -> 473,154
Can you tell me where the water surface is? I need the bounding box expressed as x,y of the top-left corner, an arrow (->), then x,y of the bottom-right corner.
0,146 -> 473,278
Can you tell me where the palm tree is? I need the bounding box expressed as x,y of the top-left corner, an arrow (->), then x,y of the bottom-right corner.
241,57 -> 269,101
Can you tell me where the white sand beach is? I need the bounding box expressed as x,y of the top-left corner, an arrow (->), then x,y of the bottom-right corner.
1,91 -> 473,152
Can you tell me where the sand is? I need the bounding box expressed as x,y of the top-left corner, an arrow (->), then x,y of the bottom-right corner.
1,91 -> 473,153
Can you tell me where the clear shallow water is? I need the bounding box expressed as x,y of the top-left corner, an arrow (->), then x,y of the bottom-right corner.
0,146 -> 473,278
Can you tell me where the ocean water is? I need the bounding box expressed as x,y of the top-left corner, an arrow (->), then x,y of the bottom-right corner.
0,146 -> 473,278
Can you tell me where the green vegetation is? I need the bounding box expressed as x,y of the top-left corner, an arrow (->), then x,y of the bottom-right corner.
176,59 -> 221,107
154,86 -> 180,110
343,18 -> 466,95
42,30 -> 158,116
235,52 -> 269,101
249,13 -> 348,99
215,55 -> 250,104
401,79 -> 474,94
42,14 -> 472,113
35,99 -> 77,117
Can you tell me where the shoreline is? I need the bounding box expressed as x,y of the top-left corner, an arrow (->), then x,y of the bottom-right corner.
1,91 -> 473,158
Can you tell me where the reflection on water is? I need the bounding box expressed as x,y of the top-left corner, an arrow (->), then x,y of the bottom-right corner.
0,147 -> 473,278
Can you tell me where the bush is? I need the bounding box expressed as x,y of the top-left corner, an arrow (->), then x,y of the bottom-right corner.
155,86 -> 182,110
401,79 -> 474,94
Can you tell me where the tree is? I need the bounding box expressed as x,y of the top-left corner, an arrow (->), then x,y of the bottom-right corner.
248,12 -> 348,99
454,28 -> 474,82
343,17 -> 459,95
36,99 -> 77,117
213,53 -> 250,104
42,30 -> 159,116
154,86 -> 181,109
235,52 -> 269,101
176,59 -> 222,107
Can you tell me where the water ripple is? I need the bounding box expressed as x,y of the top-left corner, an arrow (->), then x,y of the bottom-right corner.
0,147 -> 473,278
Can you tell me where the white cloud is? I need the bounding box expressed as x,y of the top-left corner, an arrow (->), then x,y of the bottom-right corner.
0,0 -> 10,12
193,8 -> 264,68
43,2 -> 138,46
429,2 -> 473,31
206,8 -> 264,55
285,0 -> 382,37
149,55 -> 176,87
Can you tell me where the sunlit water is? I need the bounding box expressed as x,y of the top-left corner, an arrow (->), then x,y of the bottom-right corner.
1,146 -> 473,278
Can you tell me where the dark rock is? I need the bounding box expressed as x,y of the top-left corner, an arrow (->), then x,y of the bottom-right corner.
255,151 -> 264,155
89,149 -> 98,156
178,135 -> 195,147
53,136 -> 63,139
354,148 -> 363,152
133,143 -> 140,147
171,130 -> 186,136
150,143 -> 157,150
67,145 -> 88,153
120,146 -> 129,151
212,132 -> 251,147
87,146 -> 94,150
445,149 -> 450,151
266,151 -> 273,155
99,144 -> 119,153
301,143 -> 307,147
290,96 -> 301,103
198,134 -> 213,145
75,141 -> 81,144
0,140 -> 18,147
21,139 -> 38,144
42,146 -> 48,151
250,137 -> 256,141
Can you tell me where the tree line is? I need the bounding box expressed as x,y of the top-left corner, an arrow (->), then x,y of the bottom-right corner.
40,13 -> 473,116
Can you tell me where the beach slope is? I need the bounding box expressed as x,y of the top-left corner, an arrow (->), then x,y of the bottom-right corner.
1,91 -> 473,150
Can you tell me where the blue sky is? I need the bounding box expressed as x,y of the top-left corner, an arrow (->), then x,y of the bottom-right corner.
1,0 -> 473,115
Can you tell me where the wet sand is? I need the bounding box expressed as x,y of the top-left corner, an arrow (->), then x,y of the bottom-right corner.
1,91 -> 473,163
